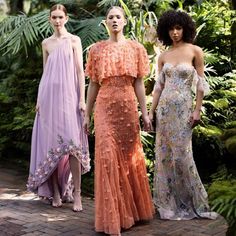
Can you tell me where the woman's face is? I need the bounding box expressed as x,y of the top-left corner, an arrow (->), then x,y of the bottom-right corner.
106,8 -> 126,34
50,9 -> 68,31
169,25 -> 183,43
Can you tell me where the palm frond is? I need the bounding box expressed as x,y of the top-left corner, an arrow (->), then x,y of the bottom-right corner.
97,0 -> 119,8
203,49 -> 219,65
0,10 -> 50,56
50,0 -> 79,5
0,9 -> 80,56
31,10 -> 53,37
73,17 -> 108,50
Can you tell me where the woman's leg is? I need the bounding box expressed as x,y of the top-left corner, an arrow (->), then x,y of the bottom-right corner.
69,156 -> 82,211
52,169 -> 62,207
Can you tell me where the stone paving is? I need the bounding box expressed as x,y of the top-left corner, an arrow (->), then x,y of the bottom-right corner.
0,167 -> 228,236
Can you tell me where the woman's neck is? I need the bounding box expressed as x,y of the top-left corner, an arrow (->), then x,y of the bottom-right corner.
172,40 -> 185,48
109,33 -> 126,43
53,28 -> 68,38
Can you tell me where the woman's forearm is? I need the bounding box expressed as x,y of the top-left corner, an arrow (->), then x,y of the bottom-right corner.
150,96 -> 158,113
150,89 -> 162,113
134,78 -> 148,117
195,89 -> 204,111
85,81 -> 100,117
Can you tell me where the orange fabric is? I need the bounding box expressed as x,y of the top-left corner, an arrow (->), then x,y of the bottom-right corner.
86,40 -> 154,235
85,39 -> 150,84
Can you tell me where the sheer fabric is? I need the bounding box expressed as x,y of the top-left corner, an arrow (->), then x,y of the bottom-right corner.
153,63 -> 218,220
27,38 -> 90,200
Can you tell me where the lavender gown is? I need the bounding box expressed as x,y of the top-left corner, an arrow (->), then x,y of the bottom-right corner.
27,37 -> 90,200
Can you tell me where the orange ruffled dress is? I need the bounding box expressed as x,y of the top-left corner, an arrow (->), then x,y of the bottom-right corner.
85,39 -> 154,234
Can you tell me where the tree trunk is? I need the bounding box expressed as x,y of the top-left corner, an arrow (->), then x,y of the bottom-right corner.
9,0 -> 23,14
232,0 -> 236,8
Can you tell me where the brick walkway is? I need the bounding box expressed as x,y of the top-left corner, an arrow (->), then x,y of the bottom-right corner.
0,167 -> 228,236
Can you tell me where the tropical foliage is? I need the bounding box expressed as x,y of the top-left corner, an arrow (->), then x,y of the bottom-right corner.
0,0 -> 235,234
207,167 -> 236,236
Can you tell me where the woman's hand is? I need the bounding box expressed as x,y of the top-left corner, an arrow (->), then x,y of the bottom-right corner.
83,115 -> 90,135
149,110 -> 154,122
142,114 -> 152,132
79,101 -> 86,112
189,109 -> 201,128
148,110 -> 155,132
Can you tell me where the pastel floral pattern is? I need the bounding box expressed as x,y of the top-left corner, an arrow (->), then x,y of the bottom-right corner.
153,63 -> 218,220
27,135 -> 90,192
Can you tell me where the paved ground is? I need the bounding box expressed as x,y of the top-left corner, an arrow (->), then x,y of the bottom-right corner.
0,167 -> 228,236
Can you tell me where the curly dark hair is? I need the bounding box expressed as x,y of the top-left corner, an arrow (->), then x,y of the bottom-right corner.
157,10 -> 196,46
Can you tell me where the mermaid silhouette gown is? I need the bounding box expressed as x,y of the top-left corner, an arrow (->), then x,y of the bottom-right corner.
27,38 -> 90,200
153,63 -> 218,220
85,40 -> 154,234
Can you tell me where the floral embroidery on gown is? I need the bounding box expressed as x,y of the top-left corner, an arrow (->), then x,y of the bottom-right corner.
153,63 -> 218,220
85,40 -> 154,235
27,38 -> 90,200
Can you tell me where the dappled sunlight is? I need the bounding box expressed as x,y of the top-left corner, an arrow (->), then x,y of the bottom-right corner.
41,213 -> 70,222
41,213 -> 79,222
0,188 -> 39,201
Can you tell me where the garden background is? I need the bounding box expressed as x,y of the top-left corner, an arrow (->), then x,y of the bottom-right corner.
0,0 -> 235,235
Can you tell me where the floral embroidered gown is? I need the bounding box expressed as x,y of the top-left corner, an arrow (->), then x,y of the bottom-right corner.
27,37 -> 90,200
153,63 -> 218,220
85,40 -> 154,234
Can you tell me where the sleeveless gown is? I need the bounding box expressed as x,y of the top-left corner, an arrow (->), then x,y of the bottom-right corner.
85,40 -> 154,234
27,38 -> 90,200
153,63 -> 218,220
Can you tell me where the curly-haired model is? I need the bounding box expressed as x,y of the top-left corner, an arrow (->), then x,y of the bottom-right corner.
157,10 -> 196,46
149,10 -> 218,221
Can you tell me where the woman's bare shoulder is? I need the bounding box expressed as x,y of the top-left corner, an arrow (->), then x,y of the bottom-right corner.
191,45 -> 204,59
159,50 -> 169,61
41,36 -> 54,47
70,34 -> 81,43
42,36 -> 54,43
188,44 -> 203,54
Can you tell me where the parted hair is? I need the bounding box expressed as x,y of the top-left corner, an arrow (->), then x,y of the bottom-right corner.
157,10 -> 196,46
106,6 -> 126,18
50,4 -> 67,16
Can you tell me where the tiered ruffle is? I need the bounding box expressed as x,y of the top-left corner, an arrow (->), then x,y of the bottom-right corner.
85,40 -> 150,84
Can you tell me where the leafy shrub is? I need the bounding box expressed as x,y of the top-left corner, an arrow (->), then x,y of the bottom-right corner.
208,167 -> 236,236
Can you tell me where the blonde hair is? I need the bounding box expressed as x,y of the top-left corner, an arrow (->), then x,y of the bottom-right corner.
106,6 -> 126,18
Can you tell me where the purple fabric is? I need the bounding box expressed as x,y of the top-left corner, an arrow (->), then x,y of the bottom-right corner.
27,38 -> 90,199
